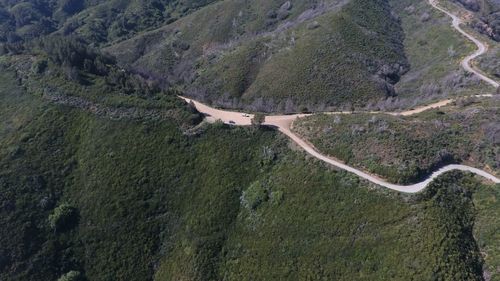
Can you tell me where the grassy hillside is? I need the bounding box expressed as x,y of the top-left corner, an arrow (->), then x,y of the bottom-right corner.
108,0 -> 409,112
450,0 -> 500,41
0,65 -> 284,280
189,0 -> 408,112
1,0 -> 500,280
434,0 -> 500,85
293,97 -> 500,184
385,0 -> 492,111
3,0 -> 494,114
106,0 -> 349,77
0,64 -> 494,280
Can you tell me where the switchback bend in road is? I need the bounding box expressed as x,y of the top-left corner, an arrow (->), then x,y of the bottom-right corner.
429,0 -> 499,88
179,1 -> 500,193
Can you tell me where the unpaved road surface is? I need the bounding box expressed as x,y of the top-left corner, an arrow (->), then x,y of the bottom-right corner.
177,1 -> 500,193
181,97 -> 255,125
182,97 -> 500,193
429,0 -> 499,88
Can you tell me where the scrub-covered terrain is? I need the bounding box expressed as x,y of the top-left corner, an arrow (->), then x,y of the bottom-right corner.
0,64 -> 493,281
0,0 -> 499,280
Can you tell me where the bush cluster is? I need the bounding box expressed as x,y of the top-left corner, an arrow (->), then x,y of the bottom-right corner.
48,203 -> 78,232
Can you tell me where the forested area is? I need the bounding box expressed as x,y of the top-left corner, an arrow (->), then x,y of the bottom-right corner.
0,0 -> 218,44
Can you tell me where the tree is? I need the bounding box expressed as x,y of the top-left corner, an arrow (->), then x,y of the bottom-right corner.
251,113 -> 265,126
31,59 -> 48,74
57,271 -> 84,281
63,66 -> 81,83
241,181 -> 268,210
37,35 -> 114,75
48,203 -> 78,232
58,0 -> 84,15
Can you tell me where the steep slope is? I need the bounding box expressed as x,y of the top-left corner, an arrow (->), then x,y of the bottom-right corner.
387,0 -> 491,110
442,0 -> 500,82
0,64 -> 489,281
108,0 -> 409,112
0,0 -> 499,280
452,0 -> 500,41
0,0 -> 218,44
474,181 -> 500,281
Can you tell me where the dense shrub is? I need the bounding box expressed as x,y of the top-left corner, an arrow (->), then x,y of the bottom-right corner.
183,0 -> 408,112
57,271 -> 84,281
48,203 -> 79,232
31,59 -> 48,74
251,113 -> 265,126
241,181 -> 268,209
35,36 -> 115,75
58,0 -> 84,15
0,66 -> 492,281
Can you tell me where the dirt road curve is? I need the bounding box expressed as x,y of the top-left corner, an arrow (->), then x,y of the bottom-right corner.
177,1 -> 500,193
182,97 -> 255,125
429,0 -> 499,88
274,123 -> 499,193
181,97 -> 500,193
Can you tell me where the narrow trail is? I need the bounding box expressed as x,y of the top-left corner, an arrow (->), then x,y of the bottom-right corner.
178,1 -> 500,193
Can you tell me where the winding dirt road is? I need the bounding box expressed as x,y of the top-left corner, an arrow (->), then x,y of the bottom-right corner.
272,123 -> 499,193
178,1 -> 500,193
181,96 -> 500,193
429,0 -> 499,88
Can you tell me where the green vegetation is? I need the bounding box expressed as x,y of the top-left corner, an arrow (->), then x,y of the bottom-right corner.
437,0 -> 500,86
1,0 -> 500,280
0,0 -> 218,44
57,271 -> 84,281
0,62 -> 495,280
109,0 -> 409,112
48,204 -> 79,232
478,45 -> 500,80
0,65 -> 284,280
194,0 -> 408,112
108,0 -> 345,69
2,36 -> 202,127
241,180 -> 269,210
2,0 -> 495,113
251,113 -> 265,126
155,166 -> 487,280
449,0 -> 500,41
293,98 -> 500,184
474,182 -> 500,281
387,0 -> 492,110
106,0 -> 494,112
